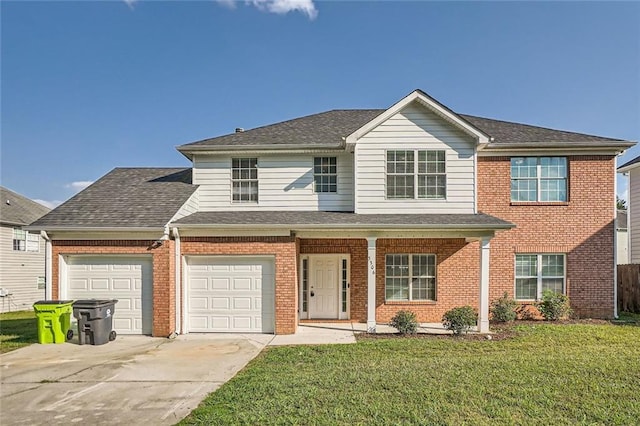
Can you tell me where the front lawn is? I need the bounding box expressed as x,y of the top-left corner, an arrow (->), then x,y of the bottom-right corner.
181,323 -> 640,425
0,310 -> 38,353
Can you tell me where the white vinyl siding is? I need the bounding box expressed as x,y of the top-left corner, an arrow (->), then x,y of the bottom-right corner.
629,168 -> 640,263
355,102 -> 476,214
193,153 -> 354,211
0,225 -> 46,313
170,188 -> 200,222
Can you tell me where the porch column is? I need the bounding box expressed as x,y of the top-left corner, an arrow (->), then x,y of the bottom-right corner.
367,237 -> 377,333
479,237 -> 491,333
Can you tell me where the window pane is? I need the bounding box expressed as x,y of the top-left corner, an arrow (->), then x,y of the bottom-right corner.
542,255 -> 564,276
540,179 -> 567,202
540,157 -> 567,178
386,255 -> 409,301
515,255 -> 537,277
511,158 -> 538,178
511,179 -> 537,202
516,278 -> 537,299
542,278 -> 564,294
387,175 -> 414,199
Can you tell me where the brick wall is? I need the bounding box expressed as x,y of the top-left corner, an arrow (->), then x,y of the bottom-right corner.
478,155 -> 616,318
299,238 -> 481,324
51,240 -> 175,337
181,236 -> 298,334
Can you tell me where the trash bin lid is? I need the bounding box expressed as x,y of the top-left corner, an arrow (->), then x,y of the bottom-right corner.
72,299 -> 118,308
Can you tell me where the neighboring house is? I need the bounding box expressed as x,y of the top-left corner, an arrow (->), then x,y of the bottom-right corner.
616,209 -> 629,264
0,187 -> 51,313
28,90 -> 634,336
618,156 -> 640,263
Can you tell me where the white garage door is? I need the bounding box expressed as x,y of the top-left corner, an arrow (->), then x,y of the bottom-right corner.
66,256 -> 153,335
187,257 -> 275,333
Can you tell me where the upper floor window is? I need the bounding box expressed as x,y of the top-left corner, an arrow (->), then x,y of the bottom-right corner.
386,150 -> 446,199
511,157 -> 567,202
515,254 -> 565,300
313,157 -> 337,193
232,158 -> 258,203
13,229 -> 39,252
385,254 -> 436,301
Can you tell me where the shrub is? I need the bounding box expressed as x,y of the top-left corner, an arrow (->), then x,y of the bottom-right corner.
389,310 -> 418,335
442,306 -> 477,335
490,292 -> 517,322
537,290 -> 572,321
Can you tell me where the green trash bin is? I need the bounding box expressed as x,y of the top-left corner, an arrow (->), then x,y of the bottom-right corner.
33,300 -> 75,344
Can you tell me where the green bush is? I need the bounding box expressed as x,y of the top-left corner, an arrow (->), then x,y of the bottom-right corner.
389,310 -> 418,335
490,292 -> 517,322
442,306 -> 477,335
537,290 -> 572,321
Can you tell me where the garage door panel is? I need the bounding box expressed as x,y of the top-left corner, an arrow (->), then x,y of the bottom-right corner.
67,256 -> 152,335
187,257 -> 275,333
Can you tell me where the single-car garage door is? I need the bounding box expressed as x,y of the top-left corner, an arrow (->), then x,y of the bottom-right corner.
66,256 -> 153,335
186,256 -> 275,333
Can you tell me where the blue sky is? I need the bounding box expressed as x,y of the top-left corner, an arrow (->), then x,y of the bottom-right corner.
2,1 -> 639,208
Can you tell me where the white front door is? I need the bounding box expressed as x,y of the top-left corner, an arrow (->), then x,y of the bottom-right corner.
309,256 -> 339,319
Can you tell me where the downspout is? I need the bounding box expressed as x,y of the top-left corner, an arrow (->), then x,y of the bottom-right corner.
41,231 -> 52,300
613,160 -> 619,319
172,227 -> 182,334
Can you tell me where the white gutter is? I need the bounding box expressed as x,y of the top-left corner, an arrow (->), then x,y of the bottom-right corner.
25,226 -> 166,233
40,231 -> 53,300
173,223 -> 515,231
172,227 -> 181,334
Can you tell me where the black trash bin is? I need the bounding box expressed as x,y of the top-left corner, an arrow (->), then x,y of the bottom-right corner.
72,299 -> 118,345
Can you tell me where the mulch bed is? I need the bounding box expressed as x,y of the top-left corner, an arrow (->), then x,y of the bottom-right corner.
356,318 -> 613,342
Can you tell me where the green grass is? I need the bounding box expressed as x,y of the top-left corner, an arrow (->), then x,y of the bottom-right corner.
181,323 -> 640,425
0,310 -> 38,353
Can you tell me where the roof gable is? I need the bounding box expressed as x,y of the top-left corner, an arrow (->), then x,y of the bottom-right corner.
345,89 -> 491,146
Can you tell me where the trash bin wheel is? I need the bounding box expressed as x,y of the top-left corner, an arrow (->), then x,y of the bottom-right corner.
66,329 -> 74,341
109,330 -> 117,341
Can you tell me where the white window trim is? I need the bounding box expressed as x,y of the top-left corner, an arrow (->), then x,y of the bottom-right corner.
514,253 -> 566,301
13,228 -> 39,252
385,253 -> 437,302
511,157 -> 568,202
231,157 -> 259,204
313,156 -> 338,194
385,150 -> 447,200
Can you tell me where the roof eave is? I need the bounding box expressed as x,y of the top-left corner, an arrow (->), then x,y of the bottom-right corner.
479,141 -> 635,155
24,225 -> 167,233
171,222 -> 515,231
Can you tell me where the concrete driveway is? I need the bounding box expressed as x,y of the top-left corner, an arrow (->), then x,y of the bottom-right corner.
0,334 -> 272,425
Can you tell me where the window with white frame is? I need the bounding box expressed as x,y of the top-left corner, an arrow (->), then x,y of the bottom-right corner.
13,229 -> 39,252
313,157 -> 337,193
232,158 -> 258,203
511,157 -> 567,202
386,150 -> 446,199
385,254 -> 436,301
515,254 -> 565,300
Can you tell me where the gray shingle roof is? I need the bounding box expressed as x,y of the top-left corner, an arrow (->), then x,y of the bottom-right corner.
172,211 -> 513,229
179,109 -> 383,151
0,186 -> 51,226
618,154 -> 640,170
29,168 -> 197,229
178,108 -> 631,151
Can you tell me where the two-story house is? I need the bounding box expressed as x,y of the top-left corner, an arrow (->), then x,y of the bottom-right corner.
0,186 -> 50,312
28,90 -> 634,336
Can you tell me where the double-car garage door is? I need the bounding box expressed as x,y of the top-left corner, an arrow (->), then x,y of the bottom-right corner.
64,255 -> 275,335
186,257 -> 275,334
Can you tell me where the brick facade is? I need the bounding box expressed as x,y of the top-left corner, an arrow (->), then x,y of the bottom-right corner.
478,155 -> 616,318
51,240 -> 175,337
181,236 -> 298,334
